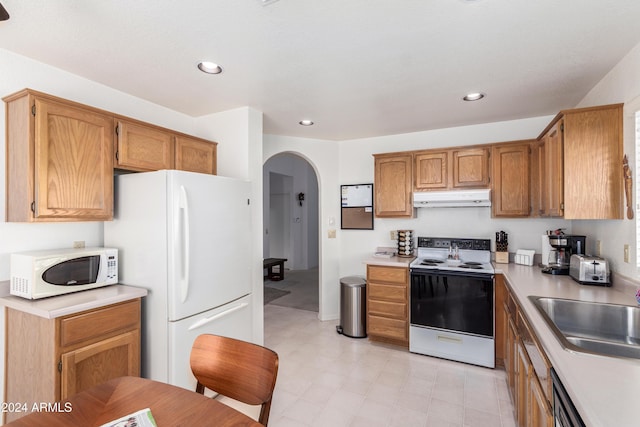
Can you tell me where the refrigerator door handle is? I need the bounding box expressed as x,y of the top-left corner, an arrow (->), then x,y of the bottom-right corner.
179,185 -> 191,303
187,302 -> 250,331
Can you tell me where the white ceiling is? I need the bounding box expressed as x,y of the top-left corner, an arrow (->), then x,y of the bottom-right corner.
1,0 -> 639,141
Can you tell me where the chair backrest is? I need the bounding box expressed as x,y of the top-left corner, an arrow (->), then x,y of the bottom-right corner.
190,334 -> 279,426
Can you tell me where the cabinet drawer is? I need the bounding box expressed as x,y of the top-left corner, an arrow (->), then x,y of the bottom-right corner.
368,315 -> 407,341
367,265 -> 407,284
59,300 -> 141,348
368,299 -> 406,319
368,282 -> 406,303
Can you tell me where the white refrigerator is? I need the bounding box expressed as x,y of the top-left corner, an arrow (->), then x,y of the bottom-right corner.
104,170 -> 253,391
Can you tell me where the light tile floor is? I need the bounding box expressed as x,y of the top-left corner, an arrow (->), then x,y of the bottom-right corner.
264,304 -> 516,427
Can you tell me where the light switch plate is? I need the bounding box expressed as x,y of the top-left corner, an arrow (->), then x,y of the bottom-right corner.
624,244 -> 630,263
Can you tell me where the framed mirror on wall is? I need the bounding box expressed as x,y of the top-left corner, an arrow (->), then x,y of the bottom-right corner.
341,184 -> 373,230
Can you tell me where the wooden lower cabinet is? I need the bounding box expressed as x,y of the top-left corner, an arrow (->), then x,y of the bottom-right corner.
4,299 -> 142,423
366,264 -> 409,346
529,373 -> 553,427
515,340 -> 530,427
502,281 -> 553,427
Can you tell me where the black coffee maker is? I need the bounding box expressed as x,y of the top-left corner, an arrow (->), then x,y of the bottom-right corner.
542,235 -> 586,275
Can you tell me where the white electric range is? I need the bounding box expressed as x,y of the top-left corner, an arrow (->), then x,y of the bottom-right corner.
409,237 -> 496,368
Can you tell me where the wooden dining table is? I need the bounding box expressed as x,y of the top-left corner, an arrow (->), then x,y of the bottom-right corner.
3,376 -> 263,426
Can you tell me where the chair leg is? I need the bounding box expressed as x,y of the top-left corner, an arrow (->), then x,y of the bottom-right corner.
259,400 -> 272,426
195,382 -> 205,395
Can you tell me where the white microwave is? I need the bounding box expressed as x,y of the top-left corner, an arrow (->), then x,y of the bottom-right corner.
10,247 -> 118,299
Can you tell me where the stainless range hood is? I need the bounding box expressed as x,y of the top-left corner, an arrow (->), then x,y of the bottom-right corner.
413,188 -> 491,208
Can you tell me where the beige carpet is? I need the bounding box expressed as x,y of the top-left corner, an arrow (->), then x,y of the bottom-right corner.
264,267 -> 318,312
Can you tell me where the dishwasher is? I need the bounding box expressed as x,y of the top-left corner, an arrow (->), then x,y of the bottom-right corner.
551,369 -> 585,427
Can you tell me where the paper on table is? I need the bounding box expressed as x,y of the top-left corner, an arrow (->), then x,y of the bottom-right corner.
99,407 -> 157,427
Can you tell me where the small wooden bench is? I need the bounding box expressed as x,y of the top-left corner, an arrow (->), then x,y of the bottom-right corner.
263,258 -> 287,281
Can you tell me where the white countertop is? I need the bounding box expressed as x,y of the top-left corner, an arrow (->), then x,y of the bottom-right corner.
363,254 -> 415,267
497,263 -> 639,427
0,281 -> 148,319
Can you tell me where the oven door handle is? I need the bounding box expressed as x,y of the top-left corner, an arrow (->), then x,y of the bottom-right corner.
410,269 -> 494,280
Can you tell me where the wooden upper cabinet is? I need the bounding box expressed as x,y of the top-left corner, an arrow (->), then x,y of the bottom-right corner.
537,104 -> 624,219
491,142 -> 532,217
562,105 -> 623,219
414,147 -> 490,192
415,151 -> 448,190
541,120 -> 564,217
115,119 -> 174,172
530,140 -> 545,218
374,153 -> 414,217
451,147 -> 490,188
115,120 -> 218,175
175,135 -> 218,175
4,90 -> 114,222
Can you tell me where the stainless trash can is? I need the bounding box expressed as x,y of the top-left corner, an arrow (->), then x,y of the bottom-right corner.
337,276 -> 367,338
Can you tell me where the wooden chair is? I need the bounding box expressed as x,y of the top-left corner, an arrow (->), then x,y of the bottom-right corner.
189,334 -> 279,426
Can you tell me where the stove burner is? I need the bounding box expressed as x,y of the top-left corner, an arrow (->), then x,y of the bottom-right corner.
463,261 -> 482,266
422,259 -> 444,264
459,264 -> 483,269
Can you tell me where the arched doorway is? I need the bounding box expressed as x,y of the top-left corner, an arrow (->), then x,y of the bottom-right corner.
262,153 -> 319,312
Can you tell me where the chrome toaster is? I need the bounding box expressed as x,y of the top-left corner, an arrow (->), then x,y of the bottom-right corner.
569,254 -> 611,286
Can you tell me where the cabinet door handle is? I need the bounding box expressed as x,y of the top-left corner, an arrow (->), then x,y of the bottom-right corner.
178,185 -> 191,303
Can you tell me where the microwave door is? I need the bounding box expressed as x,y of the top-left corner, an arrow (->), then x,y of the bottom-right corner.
42,256 -> 101,286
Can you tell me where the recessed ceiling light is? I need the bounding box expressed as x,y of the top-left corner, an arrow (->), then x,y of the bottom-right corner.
463,92 -> 485,101
197,61 -> 223,74
299,120 -> 314,126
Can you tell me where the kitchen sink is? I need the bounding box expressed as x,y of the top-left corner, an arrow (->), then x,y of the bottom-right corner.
528,296 -> 640,360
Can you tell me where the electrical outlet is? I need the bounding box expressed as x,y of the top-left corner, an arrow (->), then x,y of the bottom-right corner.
624,244 -> 630,263
390,230 -> 398,240
595,240 -> 602,257
328,229 -> 336,239
73,241 -> 85,248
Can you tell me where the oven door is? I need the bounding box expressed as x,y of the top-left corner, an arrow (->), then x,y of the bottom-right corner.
410,268 -> 495,337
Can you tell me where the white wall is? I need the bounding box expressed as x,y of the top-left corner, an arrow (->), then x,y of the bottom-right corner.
573,40 -> 640,281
